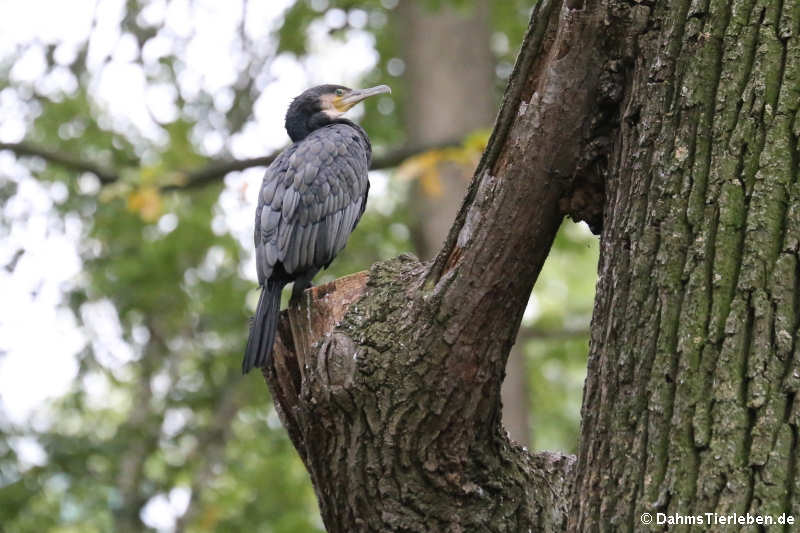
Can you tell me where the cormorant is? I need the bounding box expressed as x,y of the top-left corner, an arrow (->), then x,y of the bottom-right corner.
243,84 -> 391,374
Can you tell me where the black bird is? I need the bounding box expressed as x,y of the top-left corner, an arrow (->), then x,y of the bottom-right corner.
243,84 -> 391,374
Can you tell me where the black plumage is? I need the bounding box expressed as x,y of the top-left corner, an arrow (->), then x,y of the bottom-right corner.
243,84 -> 390,374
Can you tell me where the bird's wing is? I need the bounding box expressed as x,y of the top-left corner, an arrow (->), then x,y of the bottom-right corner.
254,124 -> 370,284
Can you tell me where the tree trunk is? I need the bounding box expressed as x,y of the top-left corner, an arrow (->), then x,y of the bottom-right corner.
571,0 -> 800,529
397,0 -> 496,258
261,0 -> 800,531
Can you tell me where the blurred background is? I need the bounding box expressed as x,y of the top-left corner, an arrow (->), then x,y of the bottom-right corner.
0,0 -> 598,531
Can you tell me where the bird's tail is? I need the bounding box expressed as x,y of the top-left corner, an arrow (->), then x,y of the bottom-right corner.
243,281 -> 284,374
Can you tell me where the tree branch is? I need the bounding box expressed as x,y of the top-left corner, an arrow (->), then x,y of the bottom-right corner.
163,138 -> 466,190
1,137 -> 464,191
0,141 -> 119,184
520,325 -> 591,342
428,0 -> 606,287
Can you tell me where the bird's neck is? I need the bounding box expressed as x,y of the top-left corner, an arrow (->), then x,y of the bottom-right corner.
285,115 -> 372,163
286,111 -> 329,142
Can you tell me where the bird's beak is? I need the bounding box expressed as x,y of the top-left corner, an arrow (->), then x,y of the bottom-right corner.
339,85 -> 392,110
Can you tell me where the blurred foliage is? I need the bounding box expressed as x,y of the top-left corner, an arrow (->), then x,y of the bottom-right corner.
0,0 -> 595,531
395,129 -> 489,197
525,221 -> 598,452
276,0 -> 535,147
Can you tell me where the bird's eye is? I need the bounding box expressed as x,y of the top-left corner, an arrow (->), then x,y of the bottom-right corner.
335,89 -> 344,96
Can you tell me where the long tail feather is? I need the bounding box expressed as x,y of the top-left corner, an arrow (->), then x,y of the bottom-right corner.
243,281 -> 284,374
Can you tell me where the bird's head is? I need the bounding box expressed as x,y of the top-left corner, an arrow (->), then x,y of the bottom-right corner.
285,84 -> 391,142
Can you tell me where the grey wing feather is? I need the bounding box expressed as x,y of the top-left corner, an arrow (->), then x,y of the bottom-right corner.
254,124 -> 370,283
284,224 -> 302,273
331,210 -> 345,251
305,223 -> 319,266
260,207 -> 280,241
314,218 -> 329,265
281,188 -> 300,219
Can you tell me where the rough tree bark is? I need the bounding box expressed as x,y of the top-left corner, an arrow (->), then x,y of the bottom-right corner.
260,0 -> 800,531
572,0 -> 800,530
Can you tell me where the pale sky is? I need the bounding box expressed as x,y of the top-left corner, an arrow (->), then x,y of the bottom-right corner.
0,1 -> 385,529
